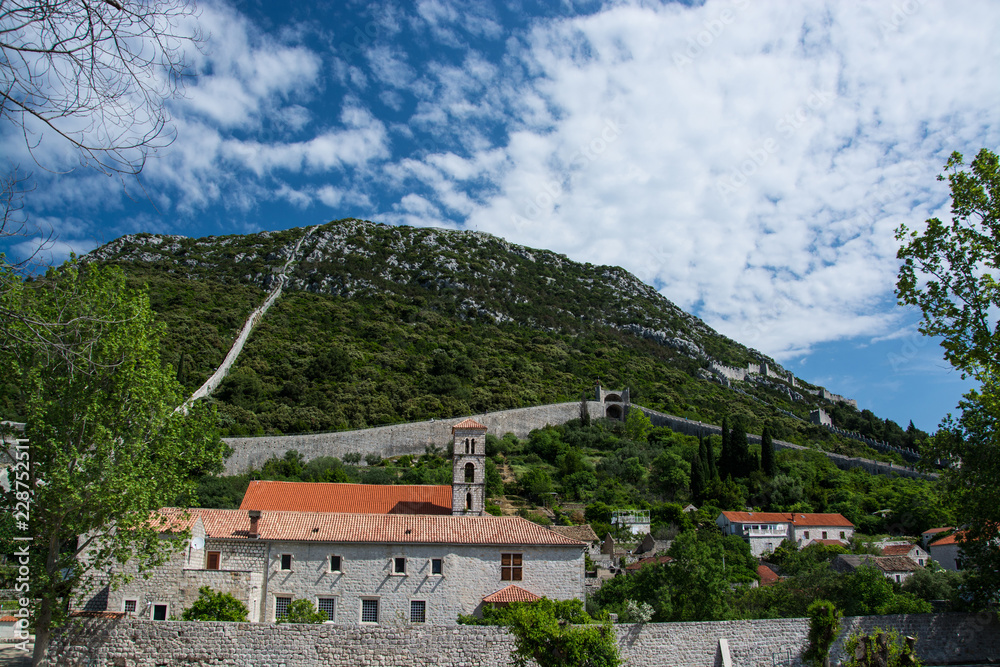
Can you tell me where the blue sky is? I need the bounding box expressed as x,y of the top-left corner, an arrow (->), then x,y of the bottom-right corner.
4,0 -> 998,432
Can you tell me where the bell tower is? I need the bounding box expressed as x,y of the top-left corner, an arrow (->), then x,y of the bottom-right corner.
451,418 -> 487,515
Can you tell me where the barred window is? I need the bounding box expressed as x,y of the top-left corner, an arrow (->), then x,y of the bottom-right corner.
361,598 -> 379,623
318,598 -> 335,622
123,599 -> 137,614
501,553 -> 522,581
410,600 -> 426,623
275,596 -> 291,620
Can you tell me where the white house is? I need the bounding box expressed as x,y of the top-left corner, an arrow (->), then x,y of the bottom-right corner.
716,512 -> 855,557
875,541 -> 930,567
927,531 -> 964,571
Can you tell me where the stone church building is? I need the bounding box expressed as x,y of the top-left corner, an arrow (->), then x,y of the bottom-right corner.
97,419 -> 586,624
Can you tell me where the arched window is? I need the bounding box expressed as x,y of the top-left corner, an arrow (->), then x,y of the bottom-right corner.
471,438 -> 476,454
466,493 -> 472,511
465,438 -> 470,454
464,462 -> 475,483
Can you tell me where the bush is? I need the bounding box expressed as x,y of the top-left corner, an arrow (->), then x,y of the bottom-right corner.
181,587 -> 248,622
803,600 -> 841,667
278,599 -> 327,624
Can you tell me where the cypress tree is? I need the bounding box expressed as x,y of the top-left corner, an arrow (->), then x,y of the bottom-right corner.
761,426 -> 777,477
705,436 -> 718,481
690,452 -> 706,500
719,417 -> 731,480
730,419 -> 754,476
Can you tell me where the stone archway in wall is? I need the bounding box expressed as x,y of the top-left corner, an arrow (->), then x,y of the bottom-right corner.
606,405 -> 623,420
604,393 -> 622,403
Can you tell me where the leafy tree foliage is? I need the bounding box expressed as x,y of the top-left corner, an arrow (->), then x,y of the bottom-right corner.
182,587 -> 249,622
895,148 -> 1000,607
460,599 -> 619,667
277,598 -> 328,624
0,265 -> 225,664
803,600 -> 841,667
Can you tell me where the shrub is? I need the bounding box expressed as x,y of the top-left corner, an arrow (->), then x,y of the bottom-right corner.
181,587 -> 248,622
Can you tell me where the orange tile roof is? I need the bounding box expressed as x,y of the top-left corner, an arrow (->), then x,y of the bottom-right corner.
720,511 -> 854,528
880,544 -> 919,556
625,555 -> 672,570
452,418 -> 486,431
929,531 -> 963,546
483,585 -> 541,604
240,480 -> 453,515
68,611 -> 126,619
922,526 -> 953,536
548,525 -> 600,543
0,616 -> 17,623
156,508 -> 586,546
757,564 -> 780,586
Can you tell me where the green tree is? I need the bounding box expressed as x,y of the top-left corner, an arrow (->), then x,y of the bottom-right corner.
761,426 -> 777,477
624,408 -> 653,443
895,148 -> 1000,607
182,587 -> 249,622
0,264 -> 225,665
802,600 -> 841,667
502,599 -> 620,667
277,598 -> 328,624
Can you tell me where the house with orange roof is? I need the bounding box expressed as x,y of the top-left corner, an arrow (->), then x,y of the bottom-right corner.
873,541 -> 930,567
927,530 -> 964,571
95,419 -> 587,625
716,511 -> 854,556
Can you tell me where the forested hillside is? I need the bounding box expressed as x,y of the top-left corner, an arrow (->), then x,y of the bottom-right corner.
71,218 -> 926,460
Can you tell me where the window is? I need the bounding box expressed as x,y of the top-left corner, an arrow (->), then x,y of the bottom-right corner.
394,557 -> 406,575
410,600 -> 426,623
822,531 -> 828,540
317,597 -> 336,622
152,604 -> 168,621
918,558 -> 924,566
471,438 -> 476,453
895,574 -> 901,583
803,531 -> 810,540
280,554 -> 292,571
330,555 -> 342,572
123,599 -> 137,614
464,462 -> 475,483
501,553 -> 523,581
361,598 -> 379,623
431,558 -> 443,575
275,596 -> 291,620
206,551 -> 220,570
466,492 -> 472,511
840,532 -> 846,540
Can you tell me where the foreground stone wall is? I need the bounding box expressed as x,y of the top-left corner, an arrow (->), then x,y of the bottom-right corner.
48,612 -> 1000,667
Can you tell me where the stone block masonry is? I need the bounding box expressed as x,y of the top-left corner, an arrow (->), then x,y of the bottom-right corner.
48,613 -> 1000,666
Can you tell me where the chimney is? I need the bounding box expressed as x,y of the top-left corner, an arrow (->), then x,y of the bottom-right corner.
248,510 -> 261,538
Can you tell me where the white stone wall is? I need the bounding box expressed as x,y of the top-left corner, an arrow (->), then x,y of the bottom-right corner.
929,542 -> 962,571
262,540 -> 584,624
50,613 -> 1000,667
791,525 -> 853,546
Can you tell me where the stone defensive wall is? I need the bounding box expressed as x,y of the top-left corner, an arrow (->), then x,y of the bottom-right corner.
48,612 -> 1000,667
222,402 -> 592,474
223,401 -> 932,480
635,407 -> 933,481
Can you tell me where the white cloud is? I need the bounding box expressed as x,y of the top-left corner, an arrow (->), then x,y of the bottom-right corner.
396,0 -> 1000,361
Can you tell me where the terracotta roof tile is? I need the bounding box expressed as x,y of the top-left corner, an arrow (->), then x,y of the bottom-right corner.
922,526 -> 953,536
483,585 -> 541,604
69,611 -> 126,619
880,544 -> 918,556
720,511 -> 854,528
452,418 -> 486,431
0,616 -> 17,623
625,555 -> 673,570
929,531 -> 962,546
240,480 -> 452,515
548,525 -> 600,543
758,564 -> 780,586
157,508 -> 586,546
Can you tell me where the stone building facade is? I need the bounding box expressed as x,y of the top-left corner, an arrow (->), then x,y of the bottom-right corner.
100,419 -> 584,624
716,511 -> 855,557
